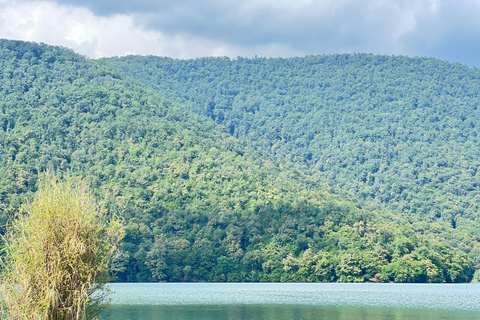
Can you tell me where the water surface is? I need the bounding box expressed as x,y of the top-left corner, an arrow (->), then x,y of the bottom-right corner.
103,283 -> 480,319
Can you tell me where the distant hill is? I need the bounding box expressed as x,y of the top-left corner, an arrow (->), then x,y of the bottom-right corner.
104,54 -> 480,231
0,39 -> 475,283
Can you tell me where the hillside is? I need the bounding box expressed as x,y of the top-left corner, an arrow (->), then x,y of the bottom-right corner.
0,39 -> 475,283
104,54 -> 480,231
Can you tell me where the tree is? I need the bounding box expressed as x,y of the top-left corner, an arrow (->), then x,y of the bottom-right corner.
0,174 -> 124,319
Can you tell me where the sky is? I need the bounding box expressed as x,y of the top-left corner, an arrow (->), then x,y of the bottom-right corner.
0,0 -> 479,67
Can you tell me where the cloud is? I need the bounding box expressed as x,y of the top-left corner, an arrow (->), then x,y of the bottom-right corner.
0,0 -> 304,58
396,1 -> 480,66
37,0 -> 437,49
1,0 -> 480,67
0,0 -> 254,58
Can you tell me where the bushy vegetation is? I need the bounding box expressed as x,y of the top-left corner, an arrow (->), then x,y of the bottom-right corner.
0,174 -> 124,319
0,39 -> 476,283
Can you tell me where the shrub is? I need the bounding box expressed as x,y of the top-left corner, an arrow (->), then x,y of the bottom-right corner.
0,174 -> 124,319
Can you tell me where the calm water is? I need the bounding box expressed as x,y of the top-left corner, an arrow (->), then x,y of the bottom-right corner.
103,283 -> 480,320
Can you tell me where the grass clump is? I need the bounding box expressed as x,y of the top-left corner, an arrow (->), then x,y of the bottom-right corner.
0,174 -> 124,319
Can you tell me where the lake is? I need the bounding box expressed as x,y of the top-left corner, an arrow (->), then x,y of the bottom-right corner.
103,283 -> 480,319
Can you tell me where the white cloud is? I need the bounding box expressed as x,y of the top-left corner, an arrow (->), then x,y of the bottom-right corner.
0,0 -> 480,66
0,0 -> 273,58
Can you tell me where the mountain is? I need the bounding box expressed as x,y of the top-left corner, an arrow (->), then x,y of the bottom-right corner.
104,54 -> 480,226
0,39 -> 475,283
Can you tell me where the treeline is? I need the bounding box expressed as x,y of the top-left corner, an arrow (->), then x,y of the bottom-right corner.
0,39 -> 475,283
121,198 -> 473,283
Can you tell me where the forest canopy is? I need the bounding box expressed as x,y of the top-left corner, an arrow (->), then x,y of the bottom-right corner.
0,39 -> 477,283
104,54 -> 480,229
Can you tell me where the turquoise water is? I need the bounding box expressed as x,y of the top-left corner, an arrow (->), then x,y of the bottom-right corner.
103,283 -> 480,319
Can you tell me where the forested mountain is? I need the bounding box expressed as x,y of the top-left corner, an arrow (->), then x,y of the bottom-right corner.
104,55 -> 480,231
0,39 -> 476,283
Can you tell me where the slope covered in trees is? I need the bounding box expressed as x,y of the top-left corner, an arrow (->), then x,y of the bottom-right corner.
0,39 -> 476,283
104,55 -> 480,232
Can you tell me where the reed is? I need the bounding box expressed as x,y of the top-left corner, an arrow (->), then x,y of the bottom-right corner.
0,174 -> 124,319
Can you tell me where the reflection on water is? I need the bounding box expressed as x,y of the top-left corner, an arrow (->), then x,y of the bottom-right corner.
101,283 -> 480,320
105,304 -> 479,320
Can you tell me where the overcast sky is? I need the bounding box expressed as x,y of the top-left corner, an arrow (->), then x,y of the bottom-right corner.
0,0 -> 479,67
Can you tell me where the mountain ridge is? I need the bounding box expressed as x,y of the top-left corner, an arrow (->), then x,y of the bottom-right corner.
0,39 -> 475,283
104,53 -> 480,228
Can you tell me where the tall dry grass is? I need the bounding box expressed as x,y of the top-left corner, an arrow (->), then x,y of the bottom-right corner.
0,174 -> 124,319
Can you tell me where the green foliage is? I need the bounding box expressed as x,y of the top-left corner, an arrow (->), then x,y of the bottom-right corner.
105,54 -> 480,227
0,39 -> 475,283
0,174 -> 124,319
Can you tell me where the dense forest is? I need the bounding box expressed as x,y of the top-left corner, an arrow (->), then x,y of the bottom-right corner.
105,55 -> 480,230
0,39 -> 477,283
